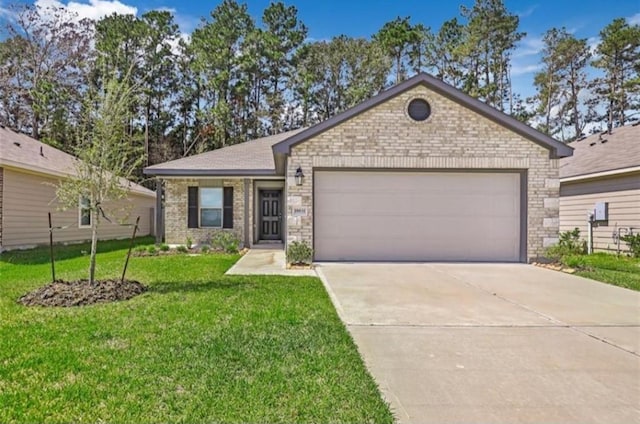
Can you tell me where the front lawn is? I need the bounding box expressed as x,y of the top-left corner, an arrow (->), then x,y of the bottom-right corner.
0,239 -> 393,423
561,253 -> 640,291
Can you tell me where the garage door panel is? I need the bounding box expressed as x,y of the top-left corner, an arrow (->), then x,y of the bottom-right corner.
317,195 -> 519,218
314,171 -> 521,262
316,215 -> 518,238
317,193 -> 517,216
318,235 -> 519,262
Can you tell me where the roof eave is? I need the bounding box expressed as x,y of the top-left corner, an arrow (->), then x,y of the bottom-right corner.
272,73 -> 573,159
143,168 -> 280,177
560,165 -> 640,182
1,160 -> 155,198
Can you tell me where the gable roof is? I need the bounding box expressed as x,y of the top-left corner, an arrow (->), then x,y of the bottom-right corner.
0,126 -> 155,197
560,124 -> 640,180
144,73 -> 572,178
144,128 -> 305,176
273,73 -> 573,159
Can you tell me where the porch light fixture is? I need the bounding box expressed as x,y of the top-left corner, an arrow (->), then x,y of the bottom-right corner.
294,167 -> 305,186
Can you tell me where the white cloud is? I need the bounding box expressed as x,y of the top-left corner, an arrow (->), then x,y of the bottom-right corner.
511,63 -> 543,76
516,4 -> 538,18
173,13 -> 200,34
587,36 -> 600,55
155,6 -> 176,14
35,0 -> 137,21
142,6 -> 200,34
628,13 -> 640,25
0,0 -> 15,19
167,32 -> 191,55
513,35 -> 544,58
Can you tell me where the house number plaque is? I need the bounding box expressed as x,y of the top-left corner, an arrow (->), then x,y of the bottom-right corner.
292,207 -> 307,217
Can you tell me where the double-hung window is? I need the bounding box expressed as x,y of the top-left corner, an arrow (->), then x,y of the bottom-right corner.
200,188 -> 223,227
79,196 -> 92,228
188,186 -> 233,229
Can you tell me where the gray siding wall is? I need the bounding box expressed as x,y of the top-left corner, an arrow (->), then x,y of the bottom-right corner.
1,168 -> 155,250
560,173 -> 640,253
0,167 -> 3,248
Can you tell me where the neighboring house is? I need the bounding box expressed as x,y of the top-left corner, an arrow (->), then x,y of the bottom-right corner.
0,126 -> 156,251
145,73 -> 572,262
559,124 -> 640,253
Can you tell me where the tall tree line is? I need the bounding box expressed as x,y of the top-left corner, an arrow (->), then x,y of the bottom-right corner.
1,0 -> 639,183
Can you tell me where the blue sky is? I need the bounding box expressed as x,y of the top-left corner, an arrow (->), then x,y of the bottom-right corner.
9,0 -> 640,98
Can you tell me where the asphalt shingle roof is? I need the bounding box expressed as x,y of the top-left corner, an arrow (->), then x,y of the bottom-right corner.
560,124 -> 640,179
0,126 -> 155,197
144,128 -> 306,176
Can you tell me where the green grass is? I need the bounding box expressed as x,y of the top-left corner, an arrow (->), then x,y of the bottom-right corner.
562,253 -> 640,291
0,241 -> 393,423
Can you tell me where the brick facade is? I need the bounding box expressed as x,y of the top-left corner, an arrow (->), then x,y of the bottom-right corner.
164,178 -> 246,246
286,85 -> 560,261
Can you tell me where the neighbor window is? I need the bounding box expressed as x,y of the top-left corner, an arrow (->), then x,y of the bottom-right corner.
79,196 -> 92,228
200,188 -> 222,227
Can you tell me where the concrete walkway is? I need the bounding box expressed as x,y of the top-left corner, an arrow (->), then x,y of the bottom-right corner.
318,263 -> 640,424
225,248 -> 316,276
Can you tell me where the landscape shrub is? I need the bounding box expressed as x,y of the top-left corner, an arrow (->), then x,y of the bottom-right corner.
287,241 -> 313,265
621,233 -> 640,258
176,245 -> 188,253
212,232 -> 239,254
133,245 -> 146,254
545,228 -> 586,261
159,243 -> 170,252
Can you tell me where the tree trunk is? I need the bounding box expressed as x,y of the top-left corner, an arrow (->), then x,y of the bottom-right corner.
619,65 -> 626,127
145,100 -> 150,166
32,111 -> 40,140
571,67 -> 580,139
546,71 -> 553,133
88,211 -> 100,284
608,88 -> 615,134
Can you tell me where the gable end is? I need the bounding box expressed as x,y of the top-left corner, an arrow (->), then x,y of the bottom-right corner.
273,73 -> 572,159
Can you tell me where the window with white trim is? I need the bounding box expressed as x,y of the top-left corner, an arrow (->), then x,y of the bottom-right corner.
200,188 -> 222,227
79,196 -> 92,228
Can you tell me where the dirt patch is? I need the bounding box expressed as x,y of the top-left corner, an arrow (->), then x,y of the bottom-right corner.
19,279 -> 147,307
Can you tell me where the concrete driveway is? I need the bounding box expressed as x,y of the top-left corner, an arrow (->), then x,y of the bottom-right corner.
317,263 -> 640,424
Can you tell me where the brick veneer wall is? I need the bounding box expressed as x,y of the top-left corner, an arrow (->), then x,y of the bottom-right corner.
164,178 -> 245,246
286,85 -> 560,261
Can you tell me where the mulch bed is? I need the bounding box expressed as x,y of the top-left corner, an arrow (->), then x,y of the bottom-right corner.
19,279 -> 147,307
531,262 -> 577,274
133,247 -> 248,257
286,263 -> 315,270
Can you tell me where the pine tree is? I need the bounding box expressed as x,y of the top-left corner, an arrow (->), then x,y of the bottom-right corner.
591,18 -> 640,132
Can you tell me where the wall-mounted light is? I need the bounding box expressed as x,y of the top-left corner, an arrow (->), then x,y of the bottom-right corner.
294,167 -> 304,186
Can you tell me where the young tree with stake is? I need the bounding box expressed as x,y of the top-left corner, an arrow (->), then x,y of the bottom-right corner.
56,74 -> 143,284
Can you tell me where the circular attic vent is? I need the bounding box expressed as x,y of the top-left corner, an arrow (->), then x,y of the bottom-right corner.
407,98 -> 431,121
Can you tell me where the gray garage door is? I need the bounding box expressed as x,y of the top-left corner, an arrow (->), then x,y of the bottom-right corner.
314,171 -> 522,262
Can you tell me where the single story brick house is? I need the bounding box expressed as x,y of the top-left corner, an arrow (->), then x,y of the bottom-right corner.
0,126 -> 156,252
560,124 -> 640,253
145,73 -> 572,262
